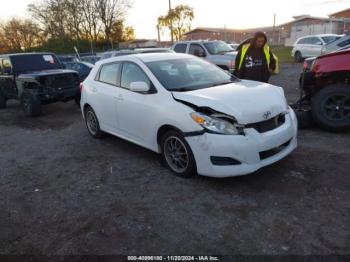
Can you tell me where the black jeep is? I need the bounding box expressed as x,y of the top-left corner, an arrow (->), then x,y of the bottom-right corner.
0,53 -> 80,116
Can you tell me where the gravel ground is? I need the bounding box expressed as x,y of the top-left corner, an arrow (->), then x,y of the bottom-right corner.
0,63 -> 349,256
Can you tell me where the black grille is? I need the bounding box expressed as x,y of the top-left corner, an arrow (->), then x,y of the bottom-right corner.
44,74 -> 79,89
246,114 -> 285,133
259,139 -> 292,160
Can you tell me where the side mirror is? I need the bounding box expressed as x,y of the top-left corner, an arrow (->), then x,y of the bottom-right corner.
315,41 -> 323,46
129,81 -> 150,92
193,50 -> 206,57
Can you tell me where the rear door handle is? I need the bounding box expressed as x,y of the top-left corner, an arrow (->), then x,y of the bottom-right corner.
116,94 -> 123,101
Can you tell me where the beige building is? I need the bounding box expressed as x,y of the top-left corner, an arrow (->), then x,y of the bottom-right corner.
182,8 -> 350,47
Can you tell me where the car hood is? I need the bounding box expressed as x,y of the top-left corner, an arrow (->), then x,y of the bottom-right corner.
172,80 -> 287,124
214,51 -> 237,57
17,69 -> 78,79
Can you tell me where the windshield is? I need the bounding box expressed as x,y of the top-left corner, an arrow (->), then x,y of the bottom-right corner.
146,57 -> 238,92
11,54 -> 63,73
203,41 -> 234,55
322,36 -> 341,44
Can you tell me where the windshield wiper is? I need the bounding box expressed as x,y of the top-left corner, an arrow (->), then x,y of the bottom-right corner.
170,87 -> 196,92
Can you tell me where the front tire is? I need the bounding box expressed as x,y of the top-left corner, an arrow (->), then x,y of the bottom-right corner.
84,106 -> 104,138
161,130 -> 196,178
311,84 -> 350,132
294,51 -> 303,63
21,90 -> 42,117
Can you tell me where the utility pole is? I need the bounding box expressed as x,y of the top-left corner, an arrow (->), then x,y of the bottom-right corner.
169,0 -> 174,44
272,13 -> 276,45
157,24 -> 161,43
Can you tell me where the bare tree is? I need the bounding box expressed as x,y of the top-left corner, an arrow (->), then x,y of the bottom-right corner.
95,0 -> 132,43
0,18 -> 43,52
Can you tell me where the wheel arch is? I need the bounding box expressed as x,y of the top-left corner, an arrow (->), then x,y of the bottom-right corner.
157,124 -> 183,147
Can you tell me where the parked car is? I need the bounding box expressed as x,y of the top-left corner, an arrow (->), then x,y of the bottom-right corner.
292,34 -> 341,62
80,53 -> 297,178
321,34 -> 350,55
228,43 -> 239,51
297,49 -> 350,131
80,55 -> 101,64
100,48 -> 174,61
171,40 -> 237,72
64,61 -> 94,81
57,55 -> 79,63
0,53 -> 80,116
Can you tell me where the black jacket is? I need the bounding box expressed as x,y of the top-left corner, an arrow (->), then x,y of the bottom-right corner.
234,35 -> 276,83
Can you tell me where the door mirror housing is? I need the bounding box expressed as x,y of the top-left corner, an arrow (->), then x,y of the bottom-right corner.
129,81 -> 150,92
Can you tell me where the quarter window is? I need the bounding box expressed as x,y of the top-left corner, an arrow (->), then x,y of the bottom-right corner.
2,59 -> 12,74
98,63 -> 120,85
121,63 -> 150,90
189,44 -> 206,56
174,44 -> 187,53
338,39 -> 350,47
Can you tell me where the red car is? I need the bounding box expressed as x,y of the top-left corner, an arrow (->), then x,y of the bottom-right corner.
298,49 -> 350,131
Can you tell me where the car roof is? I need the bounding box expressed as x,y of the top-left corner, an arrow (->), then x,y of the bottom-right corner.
0,52 -> 55,58
298,34 -> 339,40
174,40 -> 224,44
96,53 -> 191,65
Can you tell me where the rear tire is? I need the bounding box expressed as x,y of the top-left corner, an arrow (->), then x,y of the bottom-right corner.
294,51 -> 303,63
160,130 -> 196,178
84,106 -> 104,138
21,90 -> 42,117
311,84 -> 350,132
0,94 -> 6,109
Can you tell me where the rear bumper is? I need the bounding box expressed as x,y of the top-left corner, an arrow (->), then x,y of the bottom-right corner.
185,108 -> 298,178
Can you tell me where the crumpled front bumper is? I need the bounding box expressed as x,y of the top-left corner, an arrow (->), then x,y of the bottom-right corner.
185,108 -> 298,178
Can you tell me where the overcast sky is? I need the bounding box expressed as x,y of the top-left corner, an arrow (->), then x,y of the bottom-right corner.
0,0 -> 349,40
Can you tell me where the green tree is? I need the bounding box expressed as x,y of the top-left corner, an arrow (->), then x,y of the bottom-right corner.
158,5 -> 194,41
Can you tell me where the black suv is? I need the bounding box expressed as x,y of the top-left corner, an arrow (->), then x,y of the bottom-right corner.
0,53 -> 80,116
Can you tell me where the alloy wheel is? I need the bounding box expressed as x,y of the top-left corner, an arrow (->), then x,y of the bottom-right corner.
163,136 -> 189,173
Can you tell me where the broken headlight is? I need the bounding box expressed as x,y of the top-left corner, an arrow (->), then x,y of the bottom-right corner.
190,112 -> 240,135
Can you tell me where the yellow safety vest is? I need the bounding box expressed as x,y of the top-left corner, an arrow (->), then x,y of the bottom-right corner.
238,43 -> 279,74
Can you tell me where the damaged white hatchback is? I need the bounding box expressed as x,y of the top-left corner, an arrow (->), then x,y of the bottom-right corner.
80,53 -> 297,178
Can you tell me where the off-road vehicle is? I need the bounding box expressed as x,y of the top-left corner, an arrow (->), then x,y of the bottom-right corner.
295,49 -> 350,131
0,53 -> 80,116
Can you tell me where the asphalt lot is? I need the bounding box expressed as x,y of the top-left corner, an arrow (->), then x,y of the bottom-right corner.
0,63 -> 349,256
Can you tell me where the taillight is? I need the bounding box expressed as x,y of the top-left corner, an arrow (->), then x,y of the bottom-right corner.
303,62 -> 308,71
80,82 -> 84,92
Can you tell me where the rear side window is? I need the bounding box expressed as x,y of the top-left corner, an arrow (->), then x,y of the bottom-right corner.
297,38 -> 306,44
189,44 -> 205,55
338,38 -> 350,47
306,37 -> 322,45
174,44 -> 187,53
98,63 -> 120,85
2,58 -> 12,74
121,63 -> 150,90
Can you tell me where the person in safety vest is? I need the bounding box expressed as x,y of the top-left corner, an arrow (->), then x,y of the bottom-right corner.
234,31 -> 278,83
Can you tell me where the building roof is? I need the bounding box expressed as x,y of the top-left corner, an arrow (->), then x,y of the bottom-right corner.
329,8 -> 350,17
279,15 -> 344,27
183,26 -> 276,36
